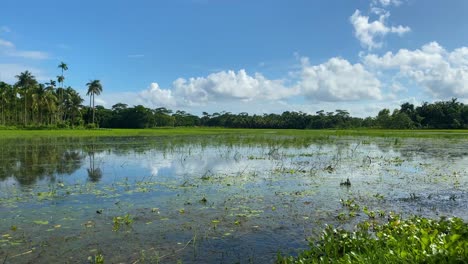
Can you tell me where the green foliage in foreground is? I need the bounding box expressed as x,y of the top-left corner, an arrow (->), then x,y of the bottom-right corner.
278,216 -> 468,264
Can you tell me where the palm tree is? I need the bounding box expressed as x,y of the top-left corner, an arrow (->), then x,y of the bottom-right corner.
86,80 -> 103,124
57,62 -> 68,122
0,82 -> 9,125
57,62 -> 68,88
45,79 -> 56,89
15,71 -> 37,126
57,75 -> 65,87
41,85 -> 57,124
63,87 -> 83,126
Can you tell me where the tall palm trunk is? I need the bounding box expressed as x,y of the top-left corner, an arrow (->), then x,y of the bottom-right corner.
60,69 -> 63,122
89,94 -> 92,124
92,93 -> 95,124
24,94 -> 27,126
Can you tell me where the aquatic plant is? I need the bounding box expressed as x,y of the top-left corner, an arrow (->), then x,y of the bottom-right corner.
277,216 -> 468,263
88,253 -> 104,264
112,214 -> 133,231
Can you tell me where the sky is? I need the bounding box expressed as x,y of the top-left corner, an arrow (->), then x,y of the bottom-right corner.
1,0 -> 468,117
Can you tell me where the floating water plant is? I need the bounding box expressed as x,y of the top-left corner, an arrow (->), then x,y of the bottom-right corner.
278,216 -> 468,263
112,214 -> 133,231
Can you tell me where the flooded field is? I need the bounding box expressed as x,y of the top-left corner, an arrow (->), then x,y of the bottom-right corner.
0,133 -> 467,263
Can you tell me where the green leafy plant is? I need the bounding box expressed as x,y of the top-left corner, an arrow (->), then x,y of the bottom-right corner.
112,214 -> 133,231
88,252 -> 104,264
277,216 -> 468,263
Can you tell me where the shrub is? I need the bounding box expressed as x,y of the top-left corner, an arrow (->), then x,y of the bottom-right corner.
86,123 -> 98,129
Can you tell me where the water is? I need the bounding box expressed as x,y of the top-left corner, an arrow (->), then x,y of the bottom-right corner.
0,134 -> 467,263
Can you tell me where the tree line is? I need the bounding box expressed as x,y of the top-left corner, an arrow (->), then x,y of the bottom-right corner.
1,66 -> 468,129
0,63 -> 102,128
91,99 -> 468,129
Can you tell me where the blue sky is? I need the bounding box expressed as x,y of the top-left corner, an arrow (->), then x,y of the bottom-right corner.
1,0 -> 468,116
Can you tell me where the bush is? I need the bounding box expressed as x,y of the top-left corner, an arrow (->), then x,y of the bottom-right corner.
86,123 -> 98,129
56,122 -> 70,129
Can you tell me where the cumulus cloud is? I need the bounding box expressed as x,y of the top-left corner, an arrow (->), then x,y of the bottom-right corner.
138,69 -> 298,107
363,42 -> 468,98
139,83 -> 177,107
137,61 -> 384,109
350,9 -> 410,50
298,57 -> 382,101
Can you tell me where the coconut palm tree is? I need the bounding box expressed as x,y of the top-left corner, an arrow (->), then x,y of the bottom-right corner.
57,62 -> 68,121
86,80 -> 103,124
56,75 -> 64,87
63,87 -> 83,126
42,85 -> 58,124
45,79 -> 56,90
15,71 -> 37,126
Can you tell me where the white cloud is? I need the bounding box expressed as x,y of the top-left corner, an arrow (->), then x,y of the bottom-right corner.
4,50 -> 49,60
139,83 -> 177,107
372,0 -> 402,7
176,70 -> 295,102
0,39 -> 14,48
363,42 -> 468,98
449,47 -> 468,66
136,58 -> 385,109
0,35 -> 49,60
138,69 -> 297,107
350,9 -> 410,50
0,64 -> 48,83
298,57 -> 382,101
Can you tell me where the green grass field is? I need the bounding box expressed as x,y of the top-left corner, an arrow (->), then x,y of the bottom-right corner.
1,127 -> 468,138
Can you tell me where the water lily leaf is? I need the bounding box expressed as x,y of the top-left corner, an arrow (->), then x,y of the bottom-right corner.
33,220 -> 49,225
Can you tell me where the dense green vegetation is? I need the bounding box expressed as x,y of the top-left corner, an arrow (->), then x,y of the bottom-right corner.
278,215 -> 468,263
2,66 -> 468,129
72,99 -> 468,129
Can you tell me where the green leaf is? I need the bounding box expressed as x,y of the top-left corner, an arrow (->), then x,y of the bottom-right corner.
33,220 -> 49,225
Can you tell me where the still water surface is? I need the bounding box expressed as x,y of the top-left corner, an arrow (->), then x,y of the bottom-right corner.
0,134 -> 467,263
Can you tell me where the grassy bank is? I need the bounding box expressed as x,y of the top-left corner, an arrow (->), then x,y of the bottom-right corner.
0,127 -> 468,138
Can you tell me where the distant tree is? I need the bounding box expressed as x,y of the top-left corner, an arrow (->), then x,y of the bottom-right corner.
57,62 -> 68,88
390,110 -> 414,129
376,109 -> 391,128
63,87 -> 84,126
86,80 -> 103,124
0,82 -> 11,125
15,71 -> 37,125
57,62 -> 68,121
112,103 -> 128,112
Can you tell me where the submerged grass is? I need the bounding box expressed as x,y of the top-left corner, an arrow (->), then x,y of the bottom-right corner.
0,127 -> 468,139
